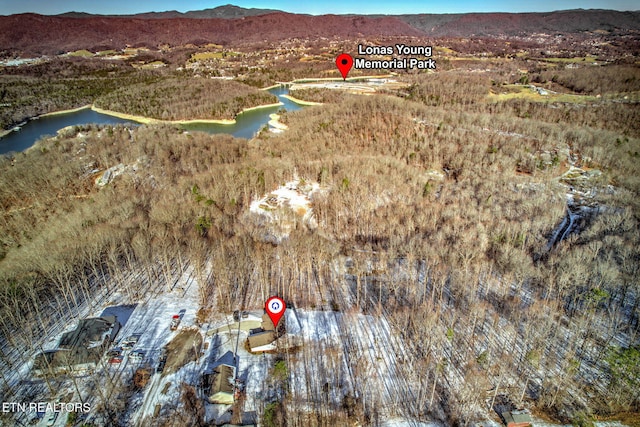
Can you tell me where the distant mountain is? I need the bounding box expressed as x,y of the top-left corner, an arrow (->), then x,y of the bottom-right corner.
55,12 -> 97,18
52,6 -> 640,36
56,4 -> 281,19
0,12 -> 422,55
183,4 -> 281,19
395,9 -> 640,37
2,7 -> 639,56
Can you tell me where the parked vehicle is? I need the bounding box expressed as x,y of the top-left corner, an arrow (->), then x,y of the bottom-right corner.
233,310 -> 250,322
121,333 -> 141,350
109,355 -> 124,364
107,347 -> 123,357
170,315 -> 181,331
156,350 -> 167,373
129,350 -> 145,361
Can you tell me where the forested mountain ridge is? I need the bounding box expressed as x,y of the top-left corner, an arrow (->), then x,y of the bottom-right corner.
1,8 -> 639,56
0,13 -> 422,55
395,9 -> 640,37
58,4 -> 282,19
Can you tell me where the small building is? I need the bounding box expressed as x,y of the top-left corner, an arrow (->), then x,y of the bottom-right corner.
246,310 -> 292,352
247,330 -> 277,353
502,410 -> 533,427
204,364 -> 236,405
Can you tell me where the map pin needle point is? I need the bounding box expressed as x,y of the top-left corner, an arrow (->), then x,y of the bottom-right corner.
336,53 -> 353,80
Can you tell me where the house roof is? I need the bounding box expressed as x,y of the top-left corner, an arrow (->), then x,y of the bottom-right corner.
211,364 -> 235,394
248,330 -> 276,350
262,313 -> 276,331
33,347 -> 101,373
59,316 -> 118,349
502,411 -> 532,426
34,316 -> 119,374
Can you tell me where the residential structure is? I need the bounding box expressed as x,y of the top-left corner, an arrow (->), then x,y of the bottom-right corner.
246,311 -> 286,352
32,316 -> 120,376
502,410 -> 533,427
247,330 -> 277,353
204,364 -> 236,405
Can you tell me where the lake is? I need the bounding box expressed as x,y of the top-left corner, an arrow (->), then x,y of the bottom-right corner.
0,86 -> 302,155
0,108 -> 133,155
181,86 -> 302,139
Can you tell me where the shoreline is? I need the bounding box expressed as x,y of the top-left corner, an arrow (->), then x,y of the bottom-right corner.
90,106 -> 156,124
1,105 -> 93,140
261,83 -> 283,91
268,113 -> 289,131
92,101 -> 284,126
2,78 -> 391,139
235,102 -> 283,116
2,99 -> 286,140
280,94 -> 322,106
40,104 -> 92,118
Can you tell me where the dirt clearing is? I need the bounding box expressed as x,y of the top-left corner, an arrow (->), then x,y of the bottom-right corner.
163,329 -> 203,375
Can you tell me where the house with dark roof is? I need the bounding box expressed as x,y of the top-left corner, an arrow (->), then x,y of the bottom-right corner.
32,316 -> 120,376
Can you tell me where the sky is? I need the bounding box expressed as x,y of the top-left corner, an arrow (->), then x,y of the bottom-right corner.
0,0 -> 637,16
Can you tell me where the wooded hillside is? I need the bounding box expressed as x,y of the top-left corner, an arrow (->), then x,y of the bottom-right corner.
94,78 -> 277,121
1,63 -> 639,425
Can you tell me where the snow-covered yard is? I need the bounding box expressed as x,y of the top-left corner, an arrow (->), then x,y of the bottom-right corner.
10,255 -> 440,426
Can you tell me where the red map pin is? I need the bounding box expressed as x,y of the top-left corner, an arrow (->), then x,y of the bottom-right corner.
336,53 -> 353,80
265,296 -> 286,328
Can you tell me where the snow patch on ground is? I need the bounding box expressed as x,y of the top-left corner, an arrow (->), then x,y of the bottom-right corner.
95,163 -> 126,186
247,178 -> 322,242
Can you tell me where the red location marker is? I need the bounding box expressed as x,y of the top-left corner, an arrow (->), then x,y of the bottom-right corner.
336,53 -> 353,80
265,296 -> 286,328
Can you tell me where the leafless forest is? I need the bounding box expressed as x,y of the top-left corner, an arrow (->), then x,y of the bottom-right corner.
1,56 -> 639,426
94,78 -> 277,121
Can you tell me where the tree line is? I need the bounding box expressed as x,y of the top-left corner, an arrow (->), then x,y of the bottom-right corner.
95,78 -> 277,121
